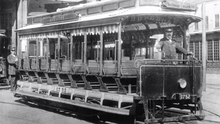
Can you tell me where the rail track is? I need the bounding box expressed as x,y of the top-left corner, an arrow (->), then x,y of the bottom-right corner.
202,109 -> 220,124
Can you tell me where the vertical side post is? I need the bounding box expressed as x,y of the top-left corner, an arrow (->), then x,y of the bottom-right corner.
36,38 -> 39,71
46,37 -> 50,71
84,30 -> 87,74
27,38 -> 30,70
143,96 -> 149,123
202,2 -> 206,91
70,34 -> 73,72
117,23 -> 122,77
182,26 -> 187,60
100,27 -> 103,75
17,37 -> 21,70
57,34 -> 61,72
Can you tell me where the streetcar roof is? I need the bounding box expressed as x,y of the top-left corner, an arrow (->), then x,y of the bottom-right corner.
17,6 -> 201,35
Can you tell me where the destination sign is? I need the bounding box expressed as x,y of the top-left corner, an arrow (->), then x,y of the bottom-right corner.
161,1 -> 197,11
40,12 -> 79,24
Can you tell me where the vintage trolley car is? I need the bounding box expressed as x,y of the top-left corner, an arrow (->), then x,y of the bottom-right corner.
0,29 -> 10,88
15,0 -> 204,123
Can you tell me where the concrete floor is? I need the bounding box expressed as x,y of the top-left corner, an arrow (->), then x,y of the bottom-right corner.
0,90 -> 99,124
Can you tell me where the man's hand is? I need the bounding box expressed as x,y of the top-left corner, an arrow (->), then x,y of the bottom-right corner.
187,52 -> 194,56
15,57 -> 18,62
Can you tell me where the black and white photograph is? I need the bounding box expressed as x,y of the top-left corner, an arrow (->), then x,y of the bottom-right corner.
0,0 -> 220,123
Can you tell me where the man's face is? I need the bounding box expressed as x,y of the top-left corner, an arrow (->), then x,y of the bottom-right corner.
165,31 -> 173,40
11,50 -> 15,55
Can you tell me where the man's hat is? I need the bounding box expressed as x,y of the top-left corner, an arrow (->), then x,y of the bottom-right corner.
11,47 -> 16,51
165,28 -> 173,32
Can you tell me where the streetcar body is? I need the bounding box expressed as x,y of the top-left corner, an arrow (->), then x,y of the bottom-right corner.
0,31 -> 10,87
15,0 -> 204,123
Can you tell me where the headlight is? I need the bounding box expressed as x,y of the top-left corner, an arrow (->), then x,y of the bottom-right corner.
178,78 -> 187,89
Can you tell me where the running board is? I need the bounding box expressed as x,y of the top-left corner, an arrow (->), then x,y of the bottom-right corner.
15,90 -> 130,116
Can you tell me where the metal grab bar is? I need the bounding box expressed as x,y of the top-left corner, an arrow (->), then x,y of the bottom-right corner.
158,51 -> 165,59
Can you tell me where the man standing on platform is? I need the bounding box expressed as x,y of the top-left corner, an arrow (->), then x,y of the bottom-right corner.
156,28 -> 193,59
7,47 -> 18,92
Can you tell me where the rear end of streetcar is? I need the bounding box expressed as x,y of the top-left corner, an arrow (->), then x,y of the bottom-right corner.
135,58 -> 205,123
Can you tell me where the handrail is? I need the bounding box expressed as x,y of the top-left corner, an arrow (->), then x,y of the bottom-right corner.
134,57 -> 201,68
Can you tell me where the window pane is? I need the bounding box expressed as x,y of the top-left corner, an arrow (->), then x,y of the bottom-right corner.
135,48 -> 141,56
214,40 -> 219,60
195,22 -> 199,31
200,42 -> 202,60
207,40 -> 213,60
189,42 -> 193,53
215,14 -> 219,28
141,48 -> 146,56
195,42 -> 200,59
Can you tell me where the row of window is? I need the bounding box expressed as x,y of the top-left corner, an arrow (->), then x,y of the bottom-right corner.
189,39 -> 220,61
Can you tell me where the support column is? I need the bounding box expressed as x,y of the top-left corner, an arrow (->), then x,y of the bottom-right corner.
117,23 -> 122,77
46,37 -> 50,71
202,2 -> 207,91
16,0 -> 28,69
83,30 -> 87,73
57,35 -> 61,72
70,34 -> 73,72
16,0 -> 28,46
36,38 -> 39,70
99,27 -> 103,75
182,26 -> 187,60
17,0 -> 28,29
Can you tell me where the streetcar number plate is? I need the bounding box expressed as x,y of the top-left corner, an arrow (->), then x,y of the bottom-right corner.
179,93 -> 190,100
171,93 -> 191,100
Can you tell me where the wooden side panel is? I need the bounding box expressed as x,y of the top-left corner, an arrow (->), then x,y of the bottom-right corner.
60,60 -> 70,72
103,60 -> 117,76
23,59 -> 29,70
72,60 -> 84,74
121,60 -> 137,76
30,58 -> 37,70
88,60 -> 99,75
50,59 -> 57,71
40,59 -> 47,70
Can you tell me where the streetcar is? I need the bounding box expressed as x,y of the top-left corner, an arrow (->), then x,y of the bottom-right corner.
0,29 -> 10,87
15,0 -> 204,123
